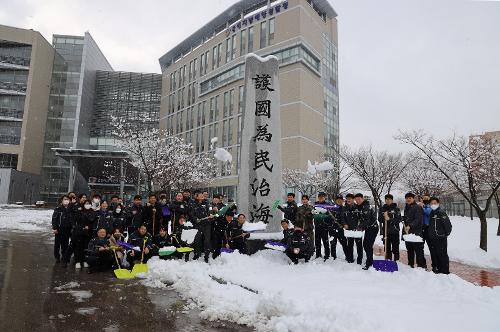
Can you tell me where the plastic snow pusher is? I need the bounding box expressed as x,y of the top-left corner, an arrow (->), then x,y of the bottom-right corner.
132,238 -> 148,275
373,216 -> 398,272
112,248 -> 134,279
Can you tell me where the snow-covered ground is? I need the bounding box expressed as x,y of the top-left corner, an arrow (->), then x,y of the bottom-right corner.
0,206 -> 52,232
143,251 -> 500,332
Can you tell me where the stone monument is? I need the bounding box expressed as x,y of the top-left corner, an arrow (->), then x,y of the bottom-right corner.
237,54 -> 283,233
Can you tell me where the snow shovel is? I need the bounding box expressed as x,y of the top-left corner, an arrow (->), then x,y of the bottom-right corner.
116,240 -> 137,251
264,241 -> 287,252
373,217 -> 398,272
220,247 -> 234,253
177,247 -> 194,253
158,246 -> 177,257
132,238 -> 148,275
112,249 -> 134,279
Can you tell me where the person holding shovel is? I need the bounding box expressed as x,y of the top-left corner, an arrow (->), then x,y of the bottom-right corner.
378,194 -> 402,261
86,227 -> 114,274
126,224 -> 153,269
354,193 -> 379,270
403,192 -> 426,269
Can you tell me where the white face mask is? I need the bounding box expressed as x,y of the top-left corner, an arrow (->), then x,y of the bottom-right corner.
92,198 -> 100,204
430,204 -> 439,211
84,204 -> 92,210
160,199 -> 167,204
115,208 -> 122,213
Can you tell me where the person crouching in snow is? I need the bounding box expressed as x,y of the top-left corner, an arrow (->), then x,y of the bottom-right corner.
126,224 -> 153,269
171,215 -> 193,261
280,219 -> 294,245
152,226 -> 172,259
86,227 -> 114,273
225,213 -> 250,254
109,228 -> 125,265
428,197 -> 452,274
285,228 -> 313,264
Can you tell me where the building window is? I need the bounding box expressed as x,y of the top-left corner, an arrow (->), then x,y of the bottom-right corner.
212,46 -> 218,70
200,53 -> 205,77
248,26 -> 254,53
202,101 -> 207,125
231,35 -> 237,60
238,86 -> 245,114
209,97 -> 214,122
237,115 -> 242,144
229,89 -> 235,117
222,120 -> 227,146
0,153 -> 18,169
223,91 -> 229,118
193,58 -> 198,78
260,21 -> 267,48
204,50 -> 209,75
217,43 -> 223,66
227,118 -> 233,146
0,121 -> 22,145
214,95 -> 220,122
225,38 -> 231,63
189,61 -> 193,82
240,29 -> 247,55
268,18 -> 275,45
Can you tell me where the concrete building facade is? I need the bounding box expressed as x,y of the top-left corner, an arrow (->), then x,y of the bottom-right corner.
0,25 -> 55,176
159,0 -> 339,197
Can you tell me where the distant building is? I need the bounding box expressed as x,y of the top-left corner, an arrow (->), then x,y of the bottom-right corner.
1,25 -> 162,204
158,0 -> 340,198
441,130 -> 500,219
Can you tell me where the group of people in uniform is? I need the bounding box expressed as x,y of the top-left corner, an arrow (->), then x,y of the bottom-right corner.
278,191 -> 452,273
51,188 -> 452,274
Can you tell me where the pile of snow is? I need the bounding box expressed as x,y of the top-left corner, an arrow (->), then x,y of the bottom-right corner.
181,221 -> 197,244
403,234 -> 424,243
54,281 -> 92,303
143,251 -> 500,332
344,230 -> 364,239
0,207 -> 52,232
214,148 -> 232,163
242,221 -> 267,232
307,160 -> 334,174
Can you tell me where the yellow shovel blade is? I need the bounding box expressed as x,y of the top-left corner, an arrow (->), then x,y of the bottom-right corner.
114,268 -> 134,279
132,263 -> 148,275
177,247 -> 194,253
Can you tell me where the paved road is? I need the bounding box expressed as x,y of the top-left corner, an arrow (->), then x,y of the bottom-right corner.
0,231 -> 252,332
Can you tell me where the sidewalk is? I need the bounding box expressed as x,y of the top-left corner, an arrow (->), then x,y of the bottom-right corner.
374,245 -> 500,287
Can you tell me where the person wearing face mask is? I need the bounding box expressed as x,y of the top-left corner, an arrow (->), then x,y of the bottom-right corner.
428,197 -> 452,274
91,194 -> 102,211
51,195 -> 74,264
93,201 -> 113,236
111,204 -> 126,234
65,199 -> 96,268
108,195 -> 120,211
420,194 -> 434,270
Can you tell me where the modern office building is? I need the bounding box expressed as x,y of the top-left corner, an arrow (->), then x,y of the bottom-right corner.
90,70 -> 162,150
158,0 -> 339,197
0,25 -> 55,174
39,33 -> 114,203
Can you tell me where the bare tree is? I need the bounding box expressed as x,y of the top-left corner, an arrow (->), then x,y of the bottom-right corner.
395,130 -> 500,251
340,145 -> 412,213
399,156 -> 448,197
282,168 -> 322,197
322,156 -> 355,197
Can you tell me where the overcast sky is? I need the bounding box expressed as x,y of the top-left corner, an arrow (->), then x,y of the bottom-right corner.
2,0 -> 499,151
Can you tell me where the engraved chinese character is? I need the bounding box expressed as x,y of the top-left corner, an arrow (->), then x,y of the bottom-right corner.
252,74 -> 275,91
250,204 -> 273,223
254,150 -> 274,172
255,100 -> 271,118
253,124 -> 272,142
250,178 -> 271,197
